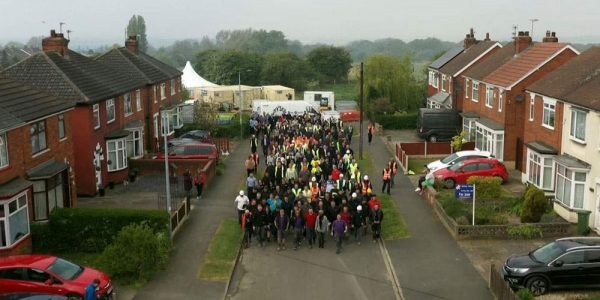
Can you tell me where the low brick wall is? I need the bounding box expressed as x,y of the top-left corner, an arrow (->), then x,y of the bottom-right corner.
130,158 -> 217,189
423,186 -> 572,240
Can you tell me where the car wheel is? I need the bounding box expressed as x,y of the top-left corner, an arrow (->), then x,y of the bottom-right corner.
444,178 -> 455,189
526,276 -> 549,296
428,135 -> 438,142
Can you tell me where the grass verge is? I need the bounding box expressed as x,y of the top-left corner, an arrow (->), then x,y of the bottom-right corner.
379,194 -> 410,240
197,219 -> 243,281
357,152 -> 375,174
406,158 -> 435,174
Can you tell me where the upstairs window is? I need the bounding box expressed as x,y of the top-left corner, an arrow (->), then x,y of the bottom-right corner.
441,74 -> 448,92
0,133 -> 8,168
432,72 -> 439,88
160,83 -> 166,100
93,104 -> 100,129
31,121 -> 47,154
570,108 -> 587,142
485,87 -> 494,108
472,81 -> 479,102
529,98 -> 535,121
124,93 -> 133,116
542,98 -> 556,129
106,99 -> 115,123
58,114 -> 66,140
136,89 -> 142,112
170,79 -> 176,95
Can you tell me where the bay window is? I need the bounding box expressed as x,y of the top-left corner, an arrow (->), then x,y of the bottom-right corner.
542,98 -> 556,129
462,118 -> 476,142
0,192 -> 30,249
107,138 -> 127,172
33,172 -> 66,221
527,150 -> 554,190
555,164 -> 586,209
0,133 -> 8,168
472,81 -> 479,102
475,123 -> 504,160
570,108 -> 586,142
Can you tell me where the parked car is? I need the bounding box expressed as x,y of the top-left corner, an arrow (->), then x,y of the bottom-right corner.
0,255 -> 113,300
155,142 -> 219,161
0,293 -> 67,300
503,237 -> 600,296
416,108 -> 461,142
433,158 -> 508,188
178,130 -> 210,141
427,150 -> 493,172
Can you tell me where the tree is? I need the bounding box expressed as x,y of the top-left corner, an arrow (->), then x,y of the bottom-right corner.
0,50 -> 9,69
126,15 -> 148,52
260,52 -> 315,91
194,49 -> 263,86
307,46 -> 352,84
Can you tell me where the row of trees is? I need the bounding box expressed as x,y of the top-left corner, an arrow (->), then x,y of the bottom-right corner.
194,46 -> 352,91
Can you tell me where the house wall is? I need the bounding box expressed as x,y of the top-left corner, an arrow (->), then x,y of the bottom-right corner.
557,102 -> 600,230
452,47 -> 501,111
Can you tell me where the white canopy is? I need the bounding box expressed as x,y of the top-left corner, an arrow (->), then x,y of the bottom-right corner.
181,61 -> 219,88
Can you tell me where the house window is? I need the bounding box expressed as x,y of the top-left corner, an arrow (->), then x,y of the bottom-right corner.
136,89 -> 142,112
570,108 -> 586,142
161,112 -> 174,136
106,99 -> 115,123
0,192 -> 30,249
93,104 -> 100,129
428,71 -> 434,86
153,85 -> 158,103
475,123 -> 504,160
542,98 -> 556,129
555,164 -> 586,209
465,79 -> 470,99
432,72 -> 438,88
33,173 -> 66,221
527,149 -> 554,190
107,139 -> 127,172
529,98 -> 535,121
31,121 -> 47,154
485,87 -> 494,108
124,93 -> 133,116
0,133 -> 9,168
57,114 -> 66,140
441,75 -> 448,92
126,129 -> 144,158
498,93 -> 503,112
170,79 -> 176,95
472,81 -> 479,102
462,119 -> 476,142
160,83 -> 166,100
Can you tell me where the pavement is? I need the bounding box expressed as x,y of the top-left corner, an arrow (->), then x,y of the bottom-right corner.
368,133 -> 494,300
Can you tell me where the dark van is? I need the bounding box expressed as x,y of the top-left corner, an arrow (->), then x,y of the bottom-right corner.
416,108 -> 461,142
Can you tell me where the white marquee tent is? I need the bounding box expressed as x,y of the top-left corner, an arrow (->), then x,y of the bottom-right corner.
181,61 -> 218,89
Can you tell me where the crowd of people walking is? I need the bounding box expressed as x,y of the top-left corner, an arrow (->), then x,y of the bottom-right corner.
234,112 -> 397,254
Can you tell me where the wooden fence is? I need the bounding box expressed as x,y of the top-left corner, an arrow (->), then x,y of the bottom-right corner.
489,264 -> 520,300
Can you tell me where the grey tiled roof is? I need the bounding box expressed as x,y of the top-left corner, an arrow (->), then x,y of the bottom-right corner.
95,48 -> 181,85
2,50 -> 145,104
0,74 -> 74,131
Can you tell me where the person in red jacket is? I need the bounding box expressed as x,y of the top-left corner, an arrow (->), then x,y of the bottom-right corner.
305,208 -> 318,249
331,165 -> 342,181
194,171 -> 207,200
368,195 -> 381,211
340,206 -> 352,240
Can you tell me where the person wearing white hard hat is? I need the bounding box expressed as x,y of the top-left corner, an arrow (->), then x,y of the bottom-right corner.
361,175 -> 373,196
235,190 -> 249,225
352,205 -> 365,245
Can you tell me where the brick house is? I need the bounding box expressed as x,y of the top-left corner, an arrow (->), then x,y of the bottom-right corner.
95,36 -> 183,153
428,29 -> 502,110
2,30 -> 151,196
522,47 -> 600,231
460,31 -> 579,169
427,46 -> 463,100
0,74 -> 76,256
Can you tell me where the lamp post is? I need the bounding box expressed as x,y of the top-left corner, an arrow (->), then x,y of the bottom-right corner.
530,18 -> 539,39
161,110 -> 172,215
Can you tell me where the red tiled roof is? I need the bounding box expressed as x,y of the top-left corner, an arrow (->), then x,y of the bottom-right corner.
439,41 -> 501,76
484,43 -> 574,89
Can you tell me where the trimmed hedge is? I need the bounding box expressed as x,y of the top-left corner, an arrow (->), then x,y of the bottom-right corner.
373,113 -> 417,130
33,208 -> 169,253
466,176 -> 503,199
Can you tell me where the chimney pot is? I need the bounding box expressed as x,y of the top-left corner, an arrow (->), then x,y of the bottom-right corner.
42,29 -> 69,56
484,32 -> 490,41
524,31 -> 530,36
518,31 -> 524,36
552,32 -> 556,37
50,29 -> 56,36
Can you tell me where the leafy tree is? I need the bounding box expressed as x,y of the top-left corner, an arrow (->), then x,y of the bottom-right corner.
307,46 -> 352,83
215,29 -> 289,54
260,52 -> 315,91
195,49 -> 263,85
126,15 -> 148,52
0,50 -> 9,69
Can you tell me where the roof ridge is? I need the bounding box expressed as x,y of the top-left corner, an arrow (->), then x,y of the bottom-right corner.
40,52 -> 91,102
97,48 -> 153,83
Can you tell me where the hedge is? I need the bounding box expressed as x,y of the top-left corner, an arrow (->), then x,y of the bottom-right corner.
32,208 -> 170,253
373,113 -> 418,130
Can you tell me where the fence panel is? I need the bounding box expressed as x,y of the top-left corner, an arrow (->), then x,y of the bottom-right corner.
489,264 -> 520,300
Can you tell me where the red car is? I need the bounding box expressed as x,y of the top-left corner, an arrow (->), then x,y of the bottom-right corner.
0,255 -> 113,300
155,142 -> 220,162
433,158 -> 509,188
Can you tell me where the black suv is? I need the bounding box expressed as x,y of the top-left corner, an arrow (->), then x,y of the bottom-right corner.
503,237 -> 600,296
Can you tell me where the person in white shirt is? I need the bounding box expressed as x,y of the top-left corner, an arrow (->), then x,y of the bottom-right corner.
235,190 -> 250,225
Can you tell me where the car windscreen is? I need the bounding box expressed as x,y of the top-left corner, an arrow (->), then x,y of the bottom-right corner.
441,153 -> 459,164
48,258 -> 84,280
448,161 -> 464,171
531,242 -> 565,264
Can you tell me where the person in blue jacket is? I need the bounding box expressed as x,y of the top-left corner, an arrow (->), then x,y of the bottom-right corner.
85,278 -> 100,300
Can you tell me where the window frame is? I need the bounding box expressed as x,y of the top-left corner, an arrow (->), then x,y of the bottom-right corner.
465,79 -> 470,99
472,81 -> 479,102
474,123 -> 504,160
569,108 -> 587,143
441,74 -> 448,92
485,86 -> 494,108
105,99 -> 115,124
498,92 -> 503,112
555,163 -> 587,210
30,120 -> 48,155
529,97 -> 535,122
32,173 -> 66,221
58,114 -> 66,140
432,72 -> 439,88
106,138 -> 128,172
0,133 -> 9,169
126,128 -> 144,159
160,83 -> 166,100
136,89 -> 142,112
93,104 -> 100,129
527,149 -> 554,190
542,97 -> 556,130
124,93 -> 133,116
170,79 -> 176,95
0,191 -> 30,250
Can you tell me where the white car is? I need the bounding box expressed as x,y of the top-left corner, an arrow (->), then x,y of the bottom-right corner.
427,150 -> 493,172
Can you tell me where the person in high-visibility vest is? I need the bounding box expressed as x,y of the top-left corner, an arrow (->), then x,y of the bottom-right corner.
382,166 -> 392,195
389,158 -> 399,188
310,184 -> 320,202
361,175 -> 373,196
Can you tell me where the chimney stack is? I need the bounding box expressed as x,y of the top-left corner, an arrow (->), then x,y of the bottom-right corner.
125,36 -> 139,54
42,29 -> 70,56
484,32 -> 490,41
542,30 -> 559,43
514,31 -> 532,55
463,28 -> 477,49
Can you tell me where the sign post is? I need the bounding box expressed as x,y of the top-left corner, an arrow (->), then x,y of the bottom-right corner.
455,184 -> 476,226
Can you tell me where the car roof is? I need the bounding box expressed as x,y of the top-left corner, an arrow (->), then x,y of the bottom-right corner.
0,255 -> 56,270
459,157 -> 499,164
557,237 -> 600,249
455,150 -> 491,157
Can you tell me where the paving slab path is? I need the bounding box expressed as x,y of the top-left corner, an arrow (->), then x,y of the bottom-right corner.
132,139 -> 248,300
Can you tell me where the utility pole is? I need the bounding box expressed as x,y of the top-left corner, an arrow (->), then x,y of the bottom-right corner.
239,71 -> 243,139
530,19 -> 539,39
359,62 -> 364,160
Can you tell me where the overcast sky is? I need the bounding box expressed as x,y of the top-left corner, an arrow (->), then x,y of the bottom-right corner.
1,0 -> 599,48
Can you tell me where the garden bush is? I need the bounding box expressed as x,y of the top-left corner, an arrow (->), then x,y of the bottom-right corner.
508,224 -> 543,239
373,113 -> 417,130
466,176 -> 503,199
521,186 -> 547,223
34,208 -> 169,253
439,195 -> 469,220
98,224 -> 171,285
516,288 -> 535,300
